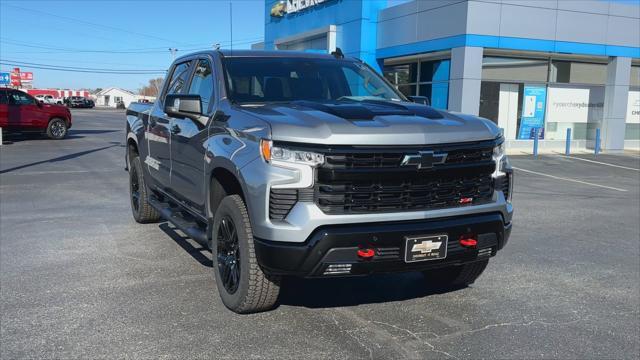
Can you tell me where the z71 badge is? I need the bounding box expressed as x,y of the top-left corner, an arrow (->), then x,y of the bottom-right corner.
404,234 -> 448,262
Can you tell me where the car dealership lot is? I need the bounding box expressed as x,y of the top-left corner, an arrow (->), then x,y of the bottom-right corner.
1,110 -> 638,359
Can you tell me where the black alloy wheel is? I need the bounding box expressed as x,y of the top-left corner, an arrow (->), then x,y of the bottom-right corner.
128,155 -> 160,223
129,163 -> 141,214
216,216 -> 241,294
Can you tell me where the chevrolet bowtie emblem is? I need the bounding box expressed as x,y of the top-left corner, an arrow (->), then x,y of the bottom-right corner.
401,151 -> 447,169
412,240 -> 442,254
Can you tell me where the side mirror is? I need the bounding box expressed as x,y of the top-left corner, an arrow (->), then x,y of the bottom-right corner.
408,96 -> 430,106
164,94 -> 202,120
37,100 -> 44,107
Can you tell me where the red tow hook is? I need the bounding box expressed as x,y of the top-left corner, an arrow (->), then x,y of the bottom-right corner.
357,248 -> 375,260
459,235 -> 478,248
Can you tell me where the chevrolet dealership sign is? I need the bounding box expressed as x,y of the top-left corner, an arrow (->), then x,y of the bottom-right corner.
271,0 -> 330,17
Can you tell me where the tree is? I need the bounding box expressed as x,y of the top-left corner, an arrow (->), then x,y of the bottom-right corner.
139,77 -> 164,97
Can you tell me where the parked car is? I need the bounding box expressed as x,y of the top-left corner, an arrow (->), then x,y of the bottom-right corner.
0,87 -> 72,139
34,94 -> 58,104
66,96 -> 94,108
126,50 -> 513,313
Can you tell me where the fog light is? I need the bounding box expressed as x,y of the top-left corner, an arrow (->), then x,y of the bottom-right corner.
323,264 -> 352,275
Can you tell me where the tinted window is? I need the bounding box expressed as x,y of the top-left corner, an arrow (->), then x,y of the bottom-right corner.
188,59 -> 214,113
550,60 -> 606,85
0,91 -> 7,105
223,57 -> 403,103
482,56 -> 548,82
166,61 -> 192,98
8,91 -> 35,105
383,63 -> 417,85
419,59 -> 450,83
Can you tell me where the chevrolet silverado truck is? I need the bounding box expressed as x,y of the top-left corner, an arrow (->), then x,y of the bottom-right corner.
125,50 -> 513,314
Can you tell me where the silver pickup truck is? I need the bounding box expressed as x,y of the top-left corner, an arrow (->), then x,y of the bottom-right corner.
125,50 -> 513,313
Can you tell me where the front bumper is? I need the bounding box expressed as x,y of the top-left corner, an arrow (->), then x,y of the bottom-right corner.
254,212 -> 510,278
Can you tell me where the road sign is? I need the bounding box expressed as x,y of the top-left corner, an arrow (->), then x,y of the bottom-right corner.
0,72 -> 10,85
20,72 -> 33,82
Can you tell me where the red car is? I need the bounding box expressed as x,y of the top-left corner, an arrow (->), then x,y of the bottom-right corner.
0,87 -> 72,140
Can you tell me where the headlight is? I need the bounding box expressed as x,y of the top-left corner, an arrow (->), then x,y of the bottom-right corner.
493,141 -> 505,159
260,139 -> 325,167
492,140 -> 513,202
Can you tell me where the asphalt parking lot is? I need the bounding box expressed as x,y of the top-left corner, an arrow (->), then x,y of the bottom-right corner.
1,109 -> 639,359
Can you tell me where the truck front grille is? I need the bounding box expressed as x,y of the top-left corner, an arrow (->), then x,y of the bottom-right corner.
314,141 -> 497,215
323,147 -> 493,169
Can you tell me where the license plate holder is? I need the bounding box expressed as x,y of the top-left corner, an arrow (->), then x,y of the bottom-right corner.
404,234 -> 448,263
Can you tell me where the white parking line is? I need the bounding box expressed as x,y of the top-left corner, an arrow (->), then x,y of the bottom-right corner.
555,154 -> 640,171
513,167 -> 628,192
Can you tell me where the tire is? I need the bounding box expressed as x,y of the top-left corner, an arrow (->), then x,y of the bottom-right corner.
212,195 -> 281,314
46,118 -> 68,140
422,259 -> 489,289
129,155 -> 160,223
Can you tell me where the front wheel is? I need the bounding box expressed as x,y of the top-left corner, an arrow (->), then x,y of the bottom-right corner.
46,118 -> 68,140
422,259 -> 489,289
212,195 -> 281,314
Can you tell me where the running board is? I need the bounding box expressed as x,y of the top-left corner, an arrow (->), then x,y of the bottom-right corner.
148,195 -> 209,247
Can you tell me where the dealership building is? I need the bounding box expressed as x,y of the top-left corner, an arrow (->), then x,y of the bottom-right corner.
257,0 -> 640,150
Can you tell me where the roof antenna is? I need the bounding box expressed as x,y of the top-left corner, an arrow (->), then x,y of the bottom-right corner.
331,47 -> 344,59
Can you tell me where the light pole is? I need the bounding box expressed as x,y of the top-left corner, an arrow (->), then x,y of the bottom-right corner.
168,48 -> 178,61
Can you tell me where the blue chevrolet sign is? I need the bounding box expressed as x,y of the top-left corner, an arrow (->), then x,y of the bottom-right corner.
0,72 -> 10,85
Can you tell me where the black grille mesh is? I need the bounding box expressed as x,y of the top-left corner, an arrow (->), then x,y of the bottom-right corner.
316,173 -> 494,214
323,147 -> 493,169
315,143 -> 496,215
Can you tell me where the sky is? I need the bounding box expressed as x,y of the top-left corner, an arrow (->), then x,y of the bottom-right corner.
2,0 -> 634,92
0,0 -> 265,91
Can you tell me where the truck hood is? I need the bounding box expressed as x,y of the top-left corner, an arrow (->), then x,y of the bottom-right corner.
237,100 -> 501,145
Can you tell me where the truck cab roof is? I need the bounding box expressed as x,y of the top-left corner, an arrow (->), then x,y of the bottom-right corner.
175,49 -> 342,62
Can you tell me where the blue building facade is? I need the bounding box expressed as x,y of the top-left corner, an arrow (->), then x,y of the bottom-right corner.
260,0 -> 640,150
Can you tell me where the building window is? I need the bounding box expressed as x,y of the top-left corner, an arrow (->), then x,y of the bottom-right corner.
482,56 -> 548,83
480,56 -> 616,141
383,58 -> 449,109
627,66 -> 640,140
383,63 -> 417,87
631,66 -> 640,87
549,60 -> 607,85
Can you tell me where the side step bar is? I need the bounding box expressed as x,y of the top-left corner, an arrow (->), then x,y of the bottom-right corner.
148,195 -> 209,248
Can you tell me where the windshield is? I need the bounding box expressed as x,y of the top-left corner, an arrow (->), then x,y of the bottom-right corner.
222,57 -> 405,104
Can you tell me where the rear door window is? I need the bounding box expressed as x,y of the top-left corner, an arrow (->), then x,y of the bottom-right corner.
0,90 -> 7,104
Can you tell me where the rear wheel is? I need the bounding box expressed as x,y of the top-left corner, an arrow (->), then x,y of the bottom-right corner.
129,155 -> 160,223
422,259 -> 489,289
212,195 -> 280,313
46,118 -> 67,140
